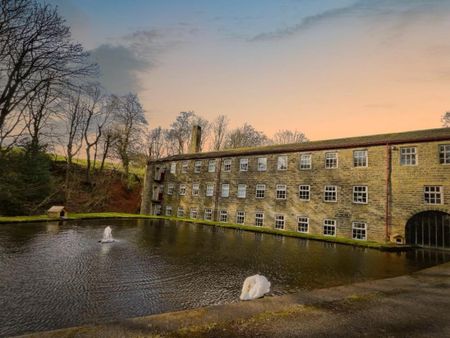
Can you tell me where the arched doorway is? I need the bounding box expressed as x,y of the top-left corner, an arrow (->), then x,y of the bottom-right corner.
405,211 -> 450,250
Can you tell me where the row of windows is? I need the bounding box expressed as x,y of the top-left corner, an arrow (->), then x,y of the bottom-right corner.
164,206 -> 368,240
168,144 -> 450,175
165,183 -> 444,205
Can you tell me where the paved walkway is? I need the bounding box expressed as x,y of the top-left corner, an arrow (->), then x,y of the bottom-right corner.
21,262 -> 450,338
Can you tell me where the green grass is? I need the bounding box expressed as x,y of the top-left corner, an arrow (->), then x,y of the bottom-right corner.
0,212 -> 407,251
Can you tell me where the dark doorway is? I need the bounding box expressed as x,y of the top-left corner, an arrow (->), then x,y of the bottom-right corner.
405,211 -> 450,250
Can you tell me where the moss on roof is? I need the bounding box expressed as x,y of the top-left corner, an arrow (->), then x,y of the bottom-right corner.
153,127 -> 450,163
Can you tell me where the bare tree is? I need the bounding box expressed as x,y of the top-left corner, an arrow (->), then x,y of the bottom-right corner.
147,127 -> 164,160
442,112 -> 450,127
272,129 -> 308,145
225,123 -> 269,149
212,114 -> 228,151
167,111 -> 195,154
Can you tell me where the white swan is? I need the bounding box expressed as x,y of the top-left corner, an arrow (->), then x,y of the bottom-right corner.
100,226 -> 114,243
239,274 -> 271,301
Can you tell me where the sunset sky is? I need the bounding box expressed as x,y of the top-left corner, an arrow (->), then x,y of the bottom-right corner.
52,0 -> 450,140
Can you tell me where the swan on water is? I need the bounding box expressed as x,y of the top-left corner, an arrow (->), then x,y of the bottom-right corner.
240,274 -> 271,301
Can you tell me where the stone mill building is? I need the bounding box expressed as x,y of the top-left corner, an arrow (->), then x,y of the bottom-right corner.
141,127 -> 450,250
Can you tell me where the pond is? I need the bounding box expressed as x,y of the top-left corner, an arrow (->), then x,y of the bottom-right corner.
0,218 -> 449,336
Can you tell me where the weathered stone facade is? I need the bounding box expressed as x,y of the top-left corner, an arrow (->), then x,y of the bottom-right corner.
141,128 -> 450,245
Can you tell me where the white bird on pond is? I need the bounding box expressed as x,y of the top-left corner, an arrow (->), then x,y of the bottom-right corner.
239,274 -> 271,301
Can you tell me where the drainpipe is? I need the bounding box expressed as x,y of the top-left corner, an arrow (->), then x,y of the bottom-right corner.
213,158 -> 222,222
385,144 -> 392,242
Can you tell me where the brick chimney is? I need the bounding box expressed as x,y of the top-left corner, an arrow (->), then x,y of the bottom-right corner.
189,125 -> 202,153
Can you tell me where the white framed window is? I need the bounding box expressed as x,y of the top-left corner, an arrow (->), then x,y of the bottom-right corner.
325,152 -> 338,169
192,183 -> 200,196
298,185 -> 310,201
323,219 -> 336,236
181,161 -> 189,173
255,184 -> 266,198
324,185 -> 337,202
221,183 -> 230,197
204,208 -> 213,220
257,157 -> 267,171
237,184 -> 247,198
236,211 -> 245,224
255,212 -> 264,226
167,183 -> 174,195
223,159 -> 232,172
179,184 -> 186,196
439,144 -> 450,164
240,158 -> 249,171
208,160 -> 216,172
206,183 -> 214,197
154,205 -> 162,215
275,214 -> 285,229
194,160 -> 202,173
352,221 -> 367,240
170,162 -> 177,174
165,206 -> 172,216
353,150 -> 368,167
299,153 -> 312,170
276,184 -> 287,199
277,155 -> 288,170
400,147 -> 417,166
353,186 -> 368,204
220,210 -> 228,222
424,186 -> 443,204
297,216 -> 309,233
190,208 -> 198,219
177,207 -> 184,218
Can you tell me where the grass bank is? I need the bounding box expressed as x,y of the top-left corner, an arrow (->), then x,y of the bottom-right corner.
0,213 -> 408,251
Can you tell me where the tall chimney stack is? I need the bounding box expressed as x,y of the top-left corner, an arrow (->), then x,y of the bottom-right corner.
189,125 -> 202,153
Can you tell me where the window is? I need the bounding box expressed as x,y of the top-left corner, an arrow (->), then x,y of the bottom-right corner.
192,183 -> 200,196
297,217 -> 309,233
324,186 -> 337,202
206,183 -> 214,197
240,158 -> 249,171
237,184 -> 247,198
352,221 -> 367,240
190,208 -> 198,219
424,186 -> 443,204
353,150 -> 368,167
236,211 -> 245,224
179,184 -> 186,196
298,185 -> 310,201
275,215 -> 285,229
170,162 -> 177,174
257,157 -> 267,171
277,155 -> 288,170
400,147 -> 417,165
181,161 -> 189,173
165,206 -> 172,216
221,184 -> 230,197
255,212 -> 264,226
177,207 -> 184,218
223,159 -> 232,172
276,185 -> 287,200
439,144 -> 450,164
353,186 -> 368,204
208,160 -> 216,172
300,154 -> 312,169
167,183 -> 174,195
323,219 -> 336,236
220,210 -> 228,222
194,160 -> 202,173
255,184 -> 266,198
204,208 -> 213,220
325,152 -> 338,169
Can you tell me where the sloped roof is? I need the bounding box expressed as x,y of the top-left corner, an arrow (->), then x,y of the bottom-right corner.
48,206 -> 66,212
152,127 -> 450,163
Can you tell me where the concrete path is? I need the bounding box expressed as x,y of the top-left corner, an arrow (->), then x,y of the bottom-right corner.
20,262 -> 450,338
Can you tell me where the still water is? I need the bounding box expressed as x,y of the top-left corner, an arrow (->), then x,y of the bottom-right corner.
0,219 -> 449,336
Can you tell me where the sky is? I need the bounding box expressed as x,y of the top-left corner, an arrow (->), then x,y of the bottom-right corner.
51,0 -> 450,141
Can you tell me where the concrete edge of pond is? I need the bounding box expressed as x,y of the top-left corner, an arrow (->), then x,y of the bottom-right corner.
17,261 -> 450,338
0,213 -> 412,251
